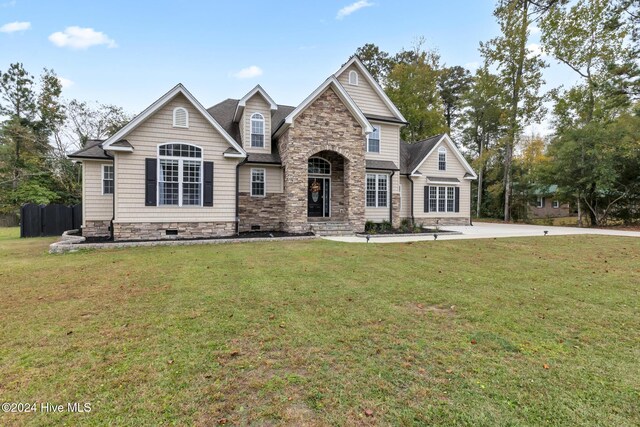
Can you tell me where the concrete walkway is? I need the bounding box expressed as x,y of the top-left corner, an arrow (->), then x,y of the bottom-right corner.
323,222 -> 640,243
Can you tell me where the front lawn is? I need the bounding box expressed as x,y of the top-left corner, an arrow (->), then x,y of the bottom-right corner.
0,228 -> 638,426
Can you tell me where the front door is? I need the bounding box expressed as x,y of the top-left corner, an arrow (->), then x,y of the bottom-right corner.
308,177 -> 330,217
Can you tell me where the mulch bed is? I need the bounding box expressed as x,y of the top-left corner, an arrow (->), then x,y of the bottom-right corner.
82,231 -> 314,244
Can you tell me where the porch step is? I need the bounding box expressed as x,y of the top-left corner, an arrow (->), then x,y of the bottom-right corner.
309,222 -> 354,237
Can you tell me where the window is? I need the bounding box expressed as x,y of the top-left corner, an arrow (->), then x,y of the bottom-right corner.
173,107 -> 188,128
308,157 -> 331,175
250,113 -> 265,148
552,200 -> 560,208
157,143 -> 202,206
102,164 -> 114,195
348,70 -> 358,85
367,126 -> 380,153
251,168 -> 265,197
366,173 -> 388,207
430,185 -> 456,212
537,197 -> 544,208
438,146 -> 447,171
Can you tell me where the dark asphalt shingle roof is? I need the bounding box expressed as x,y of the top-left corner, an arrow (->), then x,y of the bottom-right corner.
426,176 -> 460,183
366,160 -> 399,171
68,139 -> 111,160
400,134 -> 444,174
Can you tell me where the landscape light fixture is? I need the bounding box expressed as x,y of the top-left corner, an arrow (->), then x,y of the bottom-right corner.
544,230 -> 548,236
366,234 -> 371,243
434,233 -> 438,241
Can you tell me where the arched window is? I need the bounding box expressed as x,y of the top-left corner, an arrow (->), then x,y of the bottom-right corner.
173,107 -> 189,128
158,143 -> 202,206
308,157 -> 331,175
438,146 -> 447,171
348,70 -> 358,85
250,113 -> 265,148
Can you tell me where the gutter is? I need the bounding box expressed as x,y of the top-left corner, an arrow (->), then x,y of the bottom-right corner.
406,174 -> 415,224
235,155 -> 249,235
110,154 -> 115,240
389,170 -> 395,225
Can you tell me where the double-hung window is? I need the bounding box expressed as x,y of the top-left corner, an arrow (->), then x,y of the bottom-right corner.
251,168 -> 265,197
158,143 -> 202,206
367,126 -> 380,153
430,186 -> 456,212
438,147 -> 447,171
250,113 -> 265,148
366,173 -> 388,208
102,164 -> 114,195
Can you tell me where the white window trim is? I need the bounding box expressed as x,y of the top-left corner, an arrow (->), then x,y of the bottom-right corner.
172,107 -> 189,128
250,168 -> 266,197
366,173 -> 389,208
250,112 -> 265,148
156,143 -> 203,207
537,197 -> 544,208
308,157 -> 331,176
552,200 -> 559,208
438,146 -> 447,171
429,185 -> 456,213
102,164 -> 114,195
367,126 -> 381,153
348,70 -> 358,86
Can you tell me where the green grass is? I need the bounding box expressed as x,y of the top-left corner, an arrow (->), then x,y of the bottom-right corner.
1,227 -> 639,426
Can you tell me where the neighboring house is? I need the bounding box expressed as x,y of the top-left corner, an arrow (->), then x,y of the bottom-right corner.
69,57 -> 476,241
530,185 -> 572,218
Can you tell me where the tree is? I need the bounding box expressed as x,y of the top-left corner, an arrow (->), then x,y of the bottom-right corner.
63,100 -> 130,149
354,43 -> 393,85
438,65 -> 472,133
386,43 -> 447,141
480,0 -> 549,222
459,66 -> 507,217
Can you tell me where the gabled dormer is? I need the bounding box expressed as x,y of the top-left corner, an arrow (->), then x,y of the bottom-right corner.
234,85 -> 277,153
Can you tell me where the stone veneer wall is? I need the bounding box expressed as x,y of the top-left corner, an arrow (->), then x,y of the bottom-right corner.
83,220 -> 111,237
238,192 -> 285,232
391,193 -> 401,228
279,87 -> 366,233
113,222 -> 235,241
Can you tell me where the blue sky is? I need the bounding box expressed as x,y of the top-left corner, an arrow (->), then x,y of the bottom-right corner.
1,0 -> 575,133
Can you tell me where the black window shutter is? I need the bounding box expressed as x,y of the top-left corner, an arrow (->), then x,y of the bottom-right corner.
454,187 -> 460,212
424,186 -> 430,212
542,197 -> 546,208
203,161 -> 214,206
145,158 -> 157,206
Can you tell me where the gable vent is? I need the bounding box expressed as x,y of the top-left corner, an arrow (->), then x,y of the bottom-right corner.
173,107 -> 188,128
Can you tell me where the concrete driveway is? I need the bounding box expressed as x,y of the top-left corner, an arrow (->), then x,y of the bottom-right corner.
323,222 -> 640,243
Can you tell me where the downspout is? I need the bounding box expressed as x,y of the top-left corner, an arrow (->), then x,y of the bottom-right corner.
235,156 -> 248,235
406,174 -> 415,224
469,180 -> 473,226
110,153 -> 115,240
389,170 -> 395,225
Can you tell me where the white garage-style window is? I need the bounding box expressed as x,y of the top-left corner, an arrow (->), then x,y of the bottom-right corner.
173,107 -> 189,128
158,143 -> 202,206
250,113 -> 265,148
429,186 -> 456,212
251,168 -> 265,197
366,173 -> 388,208
438,146 -> 447,171
348,70 -> 359,85
102,164 -> 114,195
367,126 -> 380,153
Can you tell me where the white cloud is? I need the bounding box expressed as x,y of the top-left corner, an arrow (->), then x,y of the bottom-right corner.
336,0 -> 373,20
527,43 -> 546,58
1,1 -> 17,8
231,65 -> 263,79
0,21 -> 30,33
48,26 -> 117,50
530,25 -> 541,35
58,77 -> 74,88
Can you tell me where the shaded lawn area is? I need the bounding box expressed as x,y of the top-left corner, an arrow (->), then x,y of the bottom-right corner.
0,227 -> 639,426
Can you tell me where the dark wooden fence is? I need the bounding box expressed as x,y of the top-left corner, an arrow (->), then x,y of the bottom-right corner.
20,203 -> 82,238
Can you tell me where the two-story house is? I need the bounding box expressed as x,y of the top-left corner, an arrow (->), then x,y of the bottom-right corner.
69,56 -> 476,241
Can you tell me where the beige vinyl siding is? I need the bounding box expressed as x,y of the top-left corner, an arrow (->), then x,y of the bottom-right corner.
114,94 -> 240,223
241,94 -> 271,154
337,64 -> 394,117
366,122 -> 400,166
400,176 -> 411,218
239,164 -> 283,193
412,140 -> 471,219
83,160 -> 113,224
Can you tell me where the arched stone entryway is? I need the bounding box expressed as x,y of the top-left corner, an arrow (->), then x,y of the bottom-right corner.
307,150 -> 348,221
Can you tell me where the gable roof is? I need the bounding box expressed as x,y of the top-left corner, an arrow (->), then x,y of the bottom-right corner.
272,76 -> 373,138
68,139 -> 110,160
334,56 -> 407,123
101,84 -> 246,157
233,85 -> 278,122
401,134 -> 477,179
